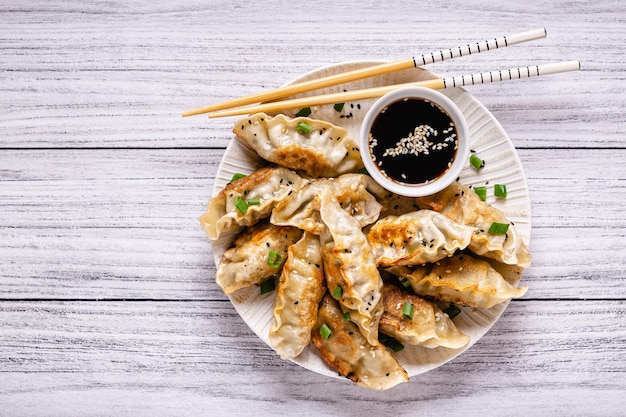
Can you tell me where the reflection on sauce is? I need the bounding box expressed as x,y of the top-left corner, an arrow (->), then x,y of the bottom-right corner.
368,98 -> 458,185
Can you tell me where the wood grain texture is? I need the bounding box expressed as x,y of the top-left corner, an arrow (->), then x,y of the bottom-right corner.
0,300 -> 624,416
1,0 -> 624,148
1,149 -> 624,299
0,0 -> 625,415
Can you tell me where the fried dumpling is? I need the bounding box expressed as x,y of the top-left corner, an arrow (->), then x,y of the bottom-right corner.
269,232 -> 325,359
379,192 -> 429,218
320,195 -> 383,346
389,254 -> 528,309
200,166 -> 308,240
215,222 -> 303,294
379,284 -> 470,349
311,295 -> 409,390
233,113 -> 364,177
418,182 -> 531,268
271,173 -> 385,235
367,210 -> 474,267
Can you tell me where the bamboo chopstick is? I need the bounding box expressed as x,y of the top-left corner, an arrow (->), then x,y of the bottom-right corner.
182,28 -> 547,117
206,61 -> 580,118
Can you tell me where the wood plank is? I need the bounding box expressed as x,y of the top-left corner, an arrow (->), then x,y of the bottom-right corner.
0,300 -> 624,416
1,148 -> 623,229
1,1 -> 623,415
0,149 -> 221,299
0,1 -> 623,148
0,148 -> 624,299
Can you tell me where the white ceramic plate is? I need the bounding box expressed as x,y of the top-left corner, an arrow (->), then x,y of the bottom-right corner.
210,61 -> 531,381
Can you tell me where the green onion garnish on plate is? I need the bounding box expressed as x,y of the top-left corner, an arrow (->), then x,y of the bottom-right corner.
295,107 -> 311,117
379,333 -> 404,352
443,304 -> 462,319
474,185 -> 487,201
230,172 -> 247,183
259,277 -> 275,295
296,122 -> 313,134
470,153 -> 485,170
319,323 -> 332,341
333,285 -> 342,299
488,222 -> 510,235
267,250 -> 282,268
234,196 -> 260,214
494,183 -> 507,198
234,196 -> 248,214
402,302 -> 414,320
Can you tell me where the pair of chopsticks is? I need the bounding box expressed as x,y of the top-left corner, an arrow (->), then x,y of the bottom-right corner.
183,28 -> 580,119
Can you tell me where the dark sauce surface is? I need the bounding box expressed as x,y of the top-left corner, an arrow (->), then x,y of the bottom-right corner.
368,98 -> 458,185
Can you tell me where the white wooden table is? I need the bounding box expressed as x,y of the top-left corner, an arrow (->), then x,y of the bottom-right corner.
1,1 -> 624,415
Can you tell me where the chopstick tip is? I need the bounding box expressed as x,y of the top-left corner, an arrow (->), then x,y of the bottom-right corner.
182,105 -> 218,118
182,110 -> 200,118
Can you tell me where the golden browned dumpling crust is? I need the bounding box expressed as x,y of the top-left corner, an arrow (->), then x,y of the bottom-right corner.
312,295 -> 408,390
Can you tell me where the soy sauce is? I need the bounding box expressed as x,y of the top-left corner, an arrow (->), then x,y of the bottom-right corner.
368,98 -> 458,185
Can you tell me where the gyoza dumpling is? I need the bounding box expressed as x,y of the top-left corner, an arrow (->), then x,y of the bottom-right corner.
269,232 -> 325,359
320,195 -> 383,347
215,222 -> 303,294
271,173 -> 386,235
367,210 -> 474,267
311,295 -> 409,390
379,284 -> 470,349
200,166 -> 308,240
390,254 -> 528,309
418,182 -> 531,268
232,113 -> 363,177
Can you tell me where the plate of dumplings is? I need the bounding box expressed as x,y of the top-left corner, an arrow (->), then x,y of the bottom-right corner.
200,61 -> 532,390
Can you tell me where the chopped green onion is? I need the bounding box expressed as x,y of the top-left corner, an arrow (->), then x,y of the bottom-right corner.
333,102 -> 345,112
230,172 -> 247,183
234,196 -> 248,214
333,285 -> 343,299
379,333 -> 404,352
443,304 -> 462,319
387,339 -> 404,352
295,107 -> 311,117
488,222 -> 510,235
399,277 -> 411,288
319,323 -> 332,341
469,153 -> 485,170
342,312 -> 351,322
402,302 -> 414,320
296,122 -> 313,134
259,277 -> 275,295
494,183 -> 507,198
357,167 -> 369,176
267,250 -> 282,268
234,196 -> 260,214
474,185 -> 487,201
